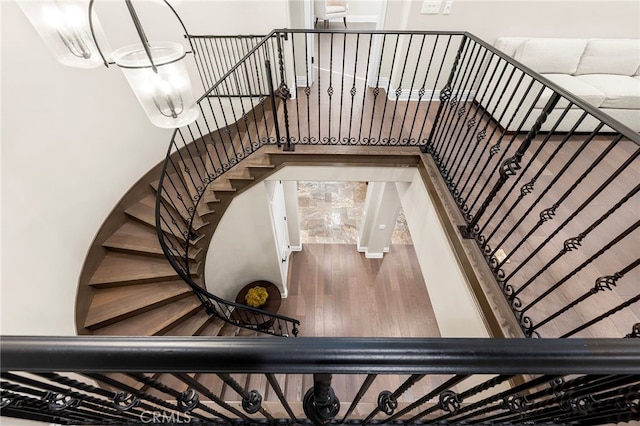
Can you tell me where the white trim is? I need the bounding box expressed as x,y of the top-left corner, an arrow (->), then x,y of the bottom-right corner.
290,245 -> 303,252
296,76 -> 309,87
365,251 -> 384,259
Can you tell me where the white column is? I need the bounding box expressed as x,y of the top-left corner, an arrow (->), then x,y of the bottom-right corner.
357,182 -> 401,258
283,180 -> 302,251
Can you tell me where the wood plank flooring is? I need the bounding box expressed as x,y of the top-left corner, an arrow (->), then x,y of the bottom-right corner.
279,243 -> 440,338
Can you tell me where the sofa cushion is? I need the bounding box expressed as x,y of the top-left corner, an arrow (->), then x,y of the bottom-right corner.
574,39 -> 640,76
575,75 -> 640,109
514,38 -> 587,74
538,74 -> 606,108
494,37 -> 530,57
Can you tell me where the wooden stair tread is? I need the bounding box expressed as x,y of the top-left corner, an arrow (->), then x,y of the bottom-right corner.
194,373 -> 225,401
162,307 -> 211,336
151,174 -> 209,230
125,197 -> 190,242
197,317 -> 226,337
103,220 -> 200,260
144,373 -> 189,399
85,280 -> 192,329
89,252 -> 198,287
93,296 -> 201,336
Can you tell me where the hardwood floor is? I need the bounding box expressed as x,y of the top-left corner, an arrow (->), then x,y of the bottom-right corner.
279,243 -> 441,338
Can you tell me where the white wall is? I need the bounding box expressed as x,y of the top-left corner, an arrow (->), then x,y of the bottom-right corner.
347,0 -> 386,22
0,0 -> 292,336
383,0 -> 640,42
1,1 -> 170,336
205,183 -> 285,300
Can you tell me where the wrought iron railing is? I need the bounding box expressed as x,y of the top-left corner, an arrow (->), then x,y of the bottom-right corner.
156,29 -> 639,339
2,336 -> 639,425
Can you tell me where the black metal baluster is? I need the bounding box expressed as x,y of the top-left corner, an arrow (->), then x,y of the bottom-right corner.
411,34 -> 440,146
317,32 -> 322,144
303,32 -> 313,144
399,34 -> 426,145
477,104 -> 575,245
326,32 -> 335,144
87,373 -> 203,421
127,373 -> 221,421
441,41 -> 487,173
449,55 -> 510,195
366,33 -> 387,144
533,258 -> 640,334
387,34 -> 415,145
362,374 -> 424,423
431,37 -> 474,159
338,32 -> 347,144
511,181 -> 639,299
173,373 -> 250,422
460,77 -> 541,213
357,33 -> 374,143
216,373 -> 272,420
337,374 -> 376,423
275,33 -> 293,151
460,92 -> 561,238
266,374 -> 298,422
290,32 -> 302,144
424,35 -> 464,153
385,374 -> 467,422
2,373 -> 139,423
303,373 -> 340,425
497,137 -> 637,279
264,59 -> 282,148
377,34 -> 400,145
346,33 -> 360,144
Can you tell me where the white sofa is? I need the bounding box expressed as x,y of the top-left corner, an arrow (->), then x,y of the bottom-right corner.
481,37 -> 640,133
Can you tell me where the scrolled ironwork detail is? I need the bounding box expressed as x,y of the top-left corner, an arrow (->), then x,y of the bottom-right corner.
241,390 -> 263,414
439,86 -> 452,102
113,392 -> 139,412
561,236 -> 584,253
304,86 -> 311,96
0,397 -> 11,409
476,129 -> 486,142
303,386 -> 340,425
457,106 -> 466,117
539,207 -> 557,222
177,388 -> 199,413
502,394 -> 529,412
569,395 -> 595,413
395,87 -> 402,98
450,97 -> 458,107
350,86 -> 357,97
467,116 -> 476,129
625,323 -> 640,338
593,273 -> 622,293
438,390 -> 461,413
500,157 -> 521,177
43,391 -> 80,411
327,86 -> 334,97
373,87 -> 380,96
418,87 -> 426,97
520,181 -> 535,196
377,390 -> 398,415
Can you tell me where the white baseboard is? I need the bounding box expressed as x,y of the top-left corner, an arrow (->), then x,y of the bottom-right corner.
365,252 -> 384,259
290,244 -> 303,252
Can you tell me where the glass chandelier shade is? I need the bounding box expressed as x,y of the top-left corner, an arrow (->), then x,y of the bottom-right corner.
18,0 -> 110,69
112,42 -> 198,128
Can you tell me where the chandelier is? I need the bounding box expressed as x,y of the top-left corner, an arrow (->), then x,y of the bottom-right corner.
18,0 -> 199,129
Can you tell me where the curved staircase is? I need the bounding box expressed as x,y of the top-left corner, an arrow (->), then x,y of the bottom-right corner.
77,99 -> 289,340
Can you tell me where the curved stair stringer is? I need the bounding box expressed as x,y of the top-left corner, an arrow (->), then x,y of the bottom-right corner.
76,101 -> 285,339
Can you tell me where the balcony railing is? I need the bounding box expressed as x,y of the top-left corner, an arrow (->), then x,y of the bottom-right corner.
156,29 -> 639,339
2,336 -> 639,425
2,28 -> 639,426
